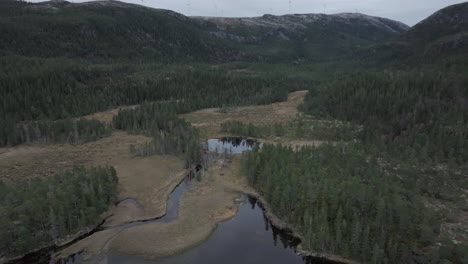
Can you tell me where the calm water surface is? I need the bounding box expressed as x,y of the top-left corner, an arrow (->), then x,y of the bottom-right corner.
13,138 -> 338,264
108,195 -> 336,264
206,138 -> 259,154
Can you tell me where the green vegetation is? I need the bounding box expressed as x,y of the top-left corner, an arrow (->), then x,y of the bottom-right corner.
0,57 -> 317,146
289,116 -> 359,141
0,0 -> 226,61
0,58 -> 298,122
289,66 -> 468,263
402,2 -> 468,53
0,0 -> 406,62
242,144 -> 467,263
0,166 -> 118,257
1,0 -> 468,262
438,241 -> 468,264
229,5 -> 468,262
113,102 -> 200,165
0,118 -> 111,146
302,71 -> 468,165
220,120 -> 286,138
220,118 -> 358,141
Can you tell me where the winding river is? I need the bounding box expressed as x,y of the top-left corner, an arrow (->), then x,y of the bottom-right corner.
107,194 -> 338,264
10,138 -> 339,264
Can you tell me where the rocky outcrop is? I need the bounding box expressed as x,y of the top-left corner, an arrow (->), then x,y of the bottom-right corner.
195,13 -> 409,43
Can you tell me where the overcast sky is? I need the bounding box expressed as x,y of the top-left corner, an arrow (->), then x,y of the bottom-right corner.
28,0 -> 467,26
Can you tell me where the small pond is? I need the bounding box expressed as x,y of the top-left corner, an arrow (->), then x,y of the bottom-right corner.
11,138 -> 340,264
206,137 -> 260,154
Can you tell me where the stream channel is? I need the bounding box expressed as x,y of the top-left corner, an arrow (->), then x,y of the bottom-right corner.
10,138 -> 340,264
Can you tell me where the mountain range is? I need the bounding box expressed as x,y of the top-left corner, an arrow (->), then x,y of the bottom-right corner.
0,0 -> 467,63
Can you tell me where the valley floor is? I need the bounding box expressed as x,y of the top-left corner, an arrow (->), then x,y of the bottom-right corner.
182,90 -> 324,148
1,90 -> 466,263
0,90 -> 317,262
55,90 -> 321,262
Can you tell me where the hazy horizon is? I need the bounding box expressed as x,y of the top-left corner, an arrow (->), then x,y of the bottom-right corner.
26,0 -> 467,26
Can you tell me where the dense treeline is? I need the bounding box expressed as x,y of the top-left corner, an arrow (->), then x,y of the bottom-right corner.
113,102 -> 200,165
290,116 -> 360,141
220,120 -> 286,138
0,0 -> 229,61
0,0 -> 409,63
0,57 -> 310,146
242,144 -> 445,263
302,71 -> 468,164
0,166 -> 118,257
0,118 -> 111,146
0,58 -> 297,122
220,118 -> 358,141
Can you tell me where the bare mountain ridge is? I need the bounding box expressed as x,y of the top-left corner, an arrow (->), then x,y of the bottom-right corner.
195,13 -> 408,34
0,0 -> 440,62
401,1 -> 468,57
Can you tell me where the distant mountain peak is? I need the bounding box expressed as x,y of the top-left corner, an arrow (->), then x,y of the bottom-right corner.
195,12 -> 408,35
403,1 -> 468,46
193,13 -> 410,40
414,1 -> 468,27
0,0 -> 409,62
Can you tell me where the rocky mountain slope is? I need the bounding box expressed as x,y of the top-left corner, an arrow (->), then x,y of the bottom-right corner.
362,2 -> 468,62
406,2 -> 468,42
194,13 -> 409,62
404,1 -> 468,56
195,13 -> 408,43
0,0 -> 232,61
0,0 -> 408,62
2,0 -> 465,63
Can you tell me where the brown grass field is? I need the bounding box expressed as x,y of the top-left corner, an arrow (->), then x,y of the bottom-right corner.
2,90 -> 466,261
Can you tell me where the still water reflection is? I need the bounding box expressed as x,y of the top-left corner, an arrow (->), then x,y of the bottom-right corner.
108,195 -> 337,264
206,138 -> 259,154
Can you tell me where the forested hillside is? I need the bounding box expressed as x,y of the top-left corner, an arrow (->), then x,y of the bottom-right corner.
194,13 -> 408,62
0,0 -> 407,62
0,59 -> 293,122
242,144 -> 441,263
0,60 -> 315,146
222,3 -> 468,263
0,0 -> 412,147
0,0 -> 230,61
243,142 -> 468,263
0,166 -> 118,257
404,2 -> 468,47
0,0 -> 467,263
302,71 -> 468,164
241,56 -> 468,264
361,2 -> 468,63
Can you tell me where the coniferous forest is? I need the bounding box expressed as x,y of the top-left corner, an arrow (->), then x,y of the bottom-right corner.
0,58 -> 310,146
0,118 -> 112,146
242,144 -> 441,263
0,166 -> 118,257
112,102 -> 201,165
238,69 -> 468,263
1,0 -> 468,263
302,71 -> 468,165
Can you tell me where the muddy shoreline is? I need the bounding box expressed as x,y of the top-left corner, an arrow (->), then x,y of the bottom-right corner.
4,161 -> 356,264
3,90 -> 357,264
102,168 -> 191,229
4,167 -> 193,264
